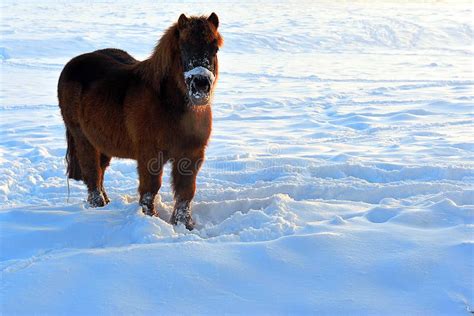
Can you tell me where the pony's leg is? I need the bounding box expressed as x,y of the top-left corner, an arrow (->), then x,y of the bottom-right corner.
137,154 -> 164,216
170,151 -> 204,230
71,130 -> 105,207
99,153 -> 111,204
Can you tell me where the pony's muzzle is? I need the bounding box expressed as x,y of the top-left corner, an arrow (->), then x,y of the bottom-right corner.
184,67 -> 215,106
187,75 -> 212,106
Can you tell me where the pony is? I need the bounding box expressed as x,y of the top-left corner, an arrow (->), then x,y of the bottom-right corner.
57,13 -> 223,230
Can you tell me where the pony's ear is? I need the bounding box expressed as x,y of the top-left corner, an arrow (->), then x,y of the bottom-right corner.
208,12 -> 219,29
178,14 -> 189,30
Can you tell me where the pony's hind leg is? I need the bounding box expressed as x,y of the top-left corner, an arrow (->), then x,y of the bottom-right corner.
100,154 -> 111,204
70,129 -> 106,207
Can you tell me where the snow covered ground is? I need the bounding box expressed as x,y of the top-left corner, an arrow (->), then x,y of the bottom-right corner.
1,1 -> 473,314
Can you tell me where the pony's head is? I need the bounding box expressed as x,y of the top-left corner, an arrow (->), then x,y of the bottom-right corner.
176,13 -> 223,106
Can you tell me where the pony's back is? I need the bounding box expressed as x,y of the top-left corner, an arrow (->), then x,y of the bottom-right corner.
95,48 -> 138,65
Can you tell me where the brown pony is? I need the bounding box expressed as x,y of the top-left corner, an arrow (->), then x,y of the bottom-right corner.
58,13 -> 223,230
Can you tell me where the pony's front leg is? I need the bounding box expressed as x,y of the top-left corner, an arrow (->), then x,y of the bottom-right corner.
137,154 -> 164,216
170,152 -> 204,230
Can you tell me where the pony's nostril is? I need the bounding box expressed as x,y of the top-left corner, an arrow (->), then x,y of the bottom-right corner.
193,76 -> 210,93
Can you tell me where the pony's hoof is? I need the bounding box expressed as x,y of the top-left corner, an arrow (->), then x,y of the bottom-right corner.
139,192 -> 157,216
141,205 -> 157,217
171,208 -> 195,231
87,189 -> 106,207
102,191 -> 111,204
184,218 -> 195,231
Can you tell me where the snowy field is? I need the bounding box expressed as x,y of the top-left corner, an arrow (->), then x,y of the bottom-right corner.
1,1 -> 473,314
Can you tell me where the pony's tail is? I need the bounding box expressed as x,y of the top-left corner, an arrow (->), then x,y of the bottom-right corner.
65,128 -> 82,181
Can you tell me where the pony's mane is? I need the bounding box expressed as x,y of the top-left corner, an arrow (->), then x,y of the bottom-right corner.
135,16 -> 223,91
134,23 -> 179,90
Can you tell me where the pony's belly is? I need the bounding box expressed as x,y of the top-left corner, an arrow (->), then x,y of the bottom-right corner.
83,126 -> 135,159
79,105 -> 135,159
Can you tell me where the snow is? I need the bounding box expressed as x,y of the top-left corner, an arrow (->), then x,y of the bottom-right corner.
184,66 -> 215,83
1,1 -> 473,314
